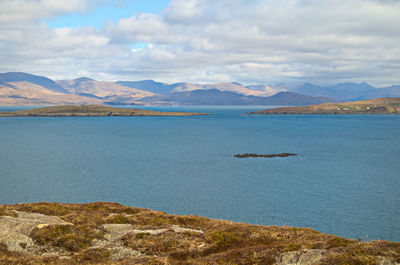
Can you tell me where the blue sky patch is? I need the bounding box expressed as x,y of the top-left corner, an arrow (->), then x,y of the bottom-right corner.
46,0 -> 170,28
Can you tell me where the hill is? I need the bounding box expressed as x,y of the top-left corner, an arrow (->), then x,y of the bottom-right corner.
250,97 -> 400,114
116,80 -> 173,95
140,90 -> 335,106
0,202 -> 399,264
56,78 -> 155,104
295,82 -> 400,101
0,105 -> 209,117
1,72 -> 337,106
3,72 -> 400,106
0,72 -> 69,93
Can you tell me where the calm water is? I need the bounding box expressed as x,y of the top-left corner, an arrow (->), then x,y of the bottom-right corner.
0,106 -> 399,241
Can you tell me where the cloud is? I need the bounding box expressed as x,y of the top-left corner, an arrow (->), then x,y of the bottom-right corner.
0,0 -> 94,23
0,0 -> 399,86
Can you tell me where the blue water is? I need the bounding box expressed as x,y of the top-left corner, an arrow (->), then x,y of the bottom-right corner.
0,106 -> 399,241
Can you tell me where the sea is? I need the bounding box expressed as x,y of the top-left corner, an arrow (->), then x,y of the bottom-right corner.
0,105 -> 399,241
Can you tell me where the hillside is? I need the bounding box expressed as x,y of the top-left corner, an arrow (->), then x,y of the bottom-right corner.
0,72 -> 68,93
250,97 -> 400,114
2,72 -> 399,106
296,82 -> 400,101
0,72 -> 337,106
0,105 -> 209,117
1,202 -> 399,264
56,78 -> 155,104
140,90 -> 335,106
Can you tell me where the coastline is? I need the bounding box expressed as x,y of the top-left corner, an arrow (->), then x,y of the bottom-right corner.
0,105 -> 210,117
1,202 -> 399,264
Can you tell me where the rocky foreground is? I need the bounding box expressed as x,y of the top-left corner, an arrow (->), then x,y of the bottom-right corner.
0,105 -> 209,117
250,97 -> 400,114
0,202 -> 399,265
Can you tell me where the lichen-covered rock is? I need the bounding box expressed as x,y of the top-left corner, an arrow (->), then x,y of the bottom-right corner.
0,212 -> 72,252
276,249 -> 326,265
378,256 -> 400,265
1,202 -> 399,264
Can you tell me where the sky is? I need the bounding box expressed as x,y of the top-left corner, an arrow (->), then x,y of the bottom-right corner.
0,0 -> 399,86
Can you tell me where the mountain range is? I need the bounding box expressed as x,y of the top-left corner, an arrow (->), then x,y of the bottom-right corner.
0,72 -> 399,106
295,82 -> 400,101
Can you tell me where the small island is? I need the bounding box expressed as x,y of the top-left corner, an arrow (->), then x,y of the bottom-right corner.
1,202 -> 399,264
250,97 -> 400,114
234,153 -> 297,158
0,105 -> 210,117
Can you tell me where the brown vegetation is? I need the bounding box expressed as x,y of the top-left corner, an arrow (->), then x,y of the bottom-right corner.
0,202 -> 399,264
0,105 -> 209,117
250,97 -> 400,114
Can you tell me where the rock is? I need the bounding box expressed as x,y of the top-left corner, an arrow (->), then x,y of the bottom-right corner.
170,225 -> 204,234
108,246 -> 143,261
98,224 -> 203,261
276,249 -> 326,265
102,224 -> 203,242
234,153 -> 297,158
377,256 -> 400,265
0,211 -> 72,252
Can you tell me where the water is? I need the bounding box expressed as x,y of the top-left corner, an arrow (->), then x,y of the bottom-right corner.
0,106 -> 399,241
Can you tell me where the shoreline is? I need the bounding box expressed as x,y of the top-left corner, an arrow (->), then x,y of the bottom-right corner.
1,202 -> 399,264
0,105 -> 210,117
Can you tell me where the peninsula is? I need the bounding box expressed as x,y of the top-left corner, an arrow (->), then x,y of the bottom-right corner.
1,202 -> 399,264
0,105 -> 209,117
250,97 -> 400,114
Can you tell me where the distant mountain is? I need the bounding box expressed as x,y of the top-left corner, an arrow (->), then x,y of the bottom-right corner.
116,80 -> 173,94
245,84 -> 283,96
56,78 -> 155,104
140,89 -> 336,106
2,71 -> 398,106
0,78 -> 102,106
0,72 -> 69,93
369,85 -> 400,99
141,89 -> 256,105
171,82 -> 282,97
116,81 -> 284,97
259,92 -> 338,105
295,82 -> 400,100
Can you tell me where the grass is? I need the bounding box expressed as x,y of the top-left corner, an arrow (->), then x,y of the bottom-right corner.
0,205 -> 18,217
30,224 -> 104,252
1,202 -> 399,264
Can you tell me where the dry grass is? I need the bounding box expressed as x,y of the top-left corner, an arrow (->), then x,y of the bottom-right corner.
0,205 -> 18,217
1,202 -> 399,265
30,224 -> 104,252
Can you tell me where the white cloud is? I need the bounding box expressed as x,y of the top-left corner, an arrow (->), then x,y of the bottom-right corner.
0,0 -> 399,86
0,0 -> 94,23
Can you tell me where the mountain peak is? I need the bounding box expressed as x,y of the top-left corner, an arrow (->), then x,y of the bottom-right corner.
0,72 -> 69,93
74,77 -> 94,83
